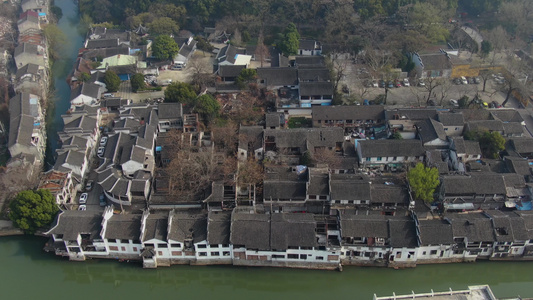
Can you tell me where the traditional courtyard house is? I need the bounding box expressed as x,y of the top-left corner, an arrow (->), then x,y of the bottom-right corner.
370,185 -> 409,211
356,139 -> 425,169
101,212 -> 143,259
449,137 -> 482,171
205,211 -> 232,263
17,10 -> 40,35
156,103 -> 183,132
415,219 -> 457,263
85,38 -> 120,50
230,211 -> 271,264
298,81 -> 333,107
387,119 -> 417,139
298,68 -> 330,83
312,105 -> 385,132
306,167 -> 330,202
387,216 -> 419,267
339,213 -> 390,266
15,63 -> 47,98
46,211 -> 106,261
165,211 -> 207,263
214,44 -> 251,71
263,167 -> 307,211
21,0 -> 48,22
446,213 -> 496,261
256,67 -> 299,98
294,56 -> 325,68
38,170 -> 76,205
14,43 -> 46,68
440,174 -> 507,210
265,113 -> 284,130
508,137 -> 533,159
298,40 -> 322,56
217,65 -> 245,83
53,149 -> 88,182
415,118 -> 448,149
237,125 -> 263,161
485,210 -> 530,259
263,127 -> 344,159
411,52 -> 453,79
8,92 -> 45,161
437,112 -> 464,137
174,36 -> 197,67
329,174 -> 371,208
140,211 -> 170,268
70,82 -> 103,106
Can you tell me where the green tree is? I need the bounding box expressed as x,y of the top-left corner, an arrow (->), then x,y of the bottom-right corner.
458,95 -> 469,108
194,94 -> 220,123
43,24 -> 67,61
149,17 -> 180,35
130,73 -> 145,92
479,131 -> 505,159
79,72 -> 91,83
480,40 -> 492,59
278,23 -> 300,56
235,69 -> 257,89
390,131 -> 403,140
407,163 -> 440,203
152,35 -> 179,61
9,189 -> 59,234
103,70 -> 121,92
164,82 -> 197,105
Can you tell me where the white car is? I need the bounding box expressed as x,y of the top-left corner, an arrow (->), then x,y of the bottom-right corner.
403,78 -> 410,86
418,80 -> 425,87
79,193 -> 88,204
449,99 -> 459,108
372,81 -> 379,88
78,205 -> 87,211
100,136 -> 108,147
97,147 -> 105,157
460,76 -> 468,84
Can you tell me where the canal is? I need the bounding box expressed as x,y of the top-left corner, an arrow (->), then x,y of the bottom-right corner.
30,1 -> 533,298
2,236 -> 533,299
44,0 -> 85,167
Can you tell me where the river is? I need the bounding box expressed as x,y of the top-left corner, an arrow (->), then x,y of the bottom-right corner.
31,1 -> 533,298
2,236 -> 533,299
44,0 -> 85,167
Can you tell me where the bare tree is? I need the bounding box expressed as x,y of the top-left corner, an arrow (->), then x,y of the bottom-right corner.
327,52 -> 349,103
422,77 -> 444,104
312,148 -> 341,170
255,32 -> 269,68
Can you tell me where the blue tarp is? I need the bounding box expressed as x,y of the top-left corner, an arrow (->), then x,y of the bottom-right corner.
118,74 -> 130,81
517,201 -> 532,211
38,13 -> 46,16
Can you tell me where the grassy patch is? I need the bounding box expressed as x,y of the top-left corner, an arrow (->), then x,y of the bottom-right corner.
288,117 -> 312,128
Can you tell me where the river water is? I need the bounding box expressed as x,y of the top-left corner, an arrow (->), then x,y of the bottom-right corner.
2,236 -> 533,299
29,1 -> 533,298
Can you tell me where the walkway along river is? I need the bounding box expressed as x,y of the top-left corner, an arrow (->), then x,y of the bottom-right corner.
30,1 -> 533,298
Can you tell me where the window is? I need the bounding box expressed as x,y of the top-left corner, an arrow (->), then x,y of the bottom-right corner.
158,244 -> 168,248
288,254 -> 299,259
197,244 -> 207,248
300,254 -> 308,260
121,239 -> 129,244
121,247 -> 126,251
211,252 -> 220,256
444,128 -> 448,131
366,157 -> 371,161
170,243 -> 181,248
108,239 -> 116,243
430,250 -> 438,255
158,251 -> 163,256
272,254 -> 285,259
199,252 -> 207,256
223,251 -> 230,256
133,247 -> 138,252
109,246 -> 118,251
316,256 -> 323,261
393,157 -> 397,161
377,157 -> 382,161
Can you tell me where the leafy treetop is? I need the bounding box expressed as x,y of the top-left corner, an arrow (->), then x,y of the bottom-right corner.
9,189 -> 59,234
152,35 -> 179,61
407,163 -> 439,203
164,82 -> 197,105
103,70 -> 121,92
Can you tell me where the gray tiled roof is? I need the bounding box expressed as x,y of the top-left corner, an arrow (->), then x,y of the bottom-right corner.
358,139 -> 425,158
16,63 -> 40,79
299,81 -> 333,96
230,212 -> 270,250
312,105 -> 385,122
86,38 -> 119,49
385,108 -> 438,121
105,214 -> 142,241
510,137 -> 533,154
294,56 -> 325,66
467,120 -> 504,132
416,118 -> 447,143
14,43 -> 39,57
270,213 -> 317,250
388,218 -> 418,248
264,127 -> 344,150
263,181 -> 307,200
298,68 -> 330,82
438,112 -> 464,126
157,103 -> 183,120
442,174 -> 507,196
330,174 -> 371,201
143,213 -> 168,242
340,214 -> 389,238
207,211 -> 231,245
48,211 -> 102,241
217,65 -> 245,77
256,67 -> 298,86
418,219 -> 454,246
168,212 -> 207,243
371,186 -> 408,204
448,213 -> 495,243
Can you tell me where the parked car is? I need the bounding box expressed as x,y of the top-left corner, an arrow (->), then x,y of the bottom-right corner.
79,193 -> 88,204
78,205 -> 87,211
418,80 -> 425,87
97,147 -> 105,157
85,180 -> 94,191
395,79 -> 402,87
403,78 -> 410,86
379,80 -> 386,88
491,101 -> 502,108
467,77 -> 475,84
428,100 -> 437,106
99,194 -> 107,207
460,76 -> 468,84
454,78 -> 462,85
387,81 -> 394,88
474,76 -> 481,84
100,136 -> 108,147
449,99 -> 459,108
372,81 -> 379,88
